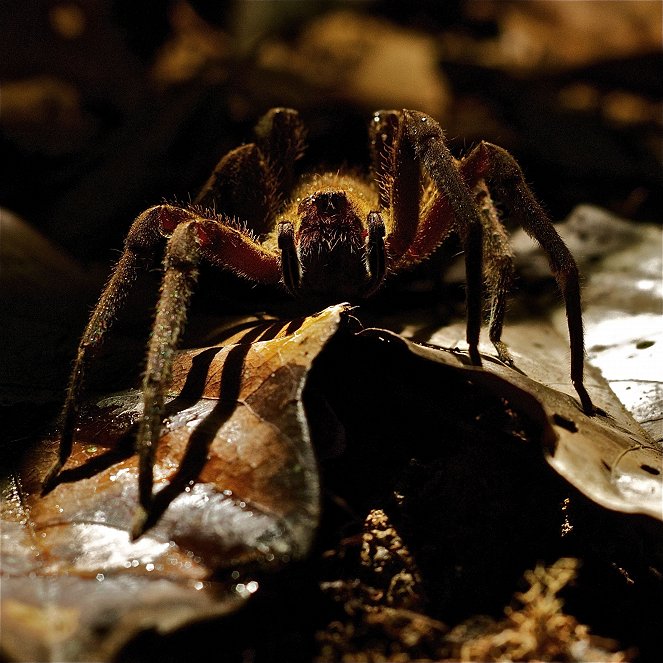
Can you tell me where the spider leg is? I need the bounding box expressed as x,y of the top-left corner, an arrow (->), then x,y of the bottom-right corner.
463,142 -> 594,414
195,142 -> 278,235
131,215 -> 280,538
369,110 -> 400,211
394,110 -> 485,366
195,108 -> 305,236
388,171 -> 514,363
369,110 -> 420,264
472,180 -> 515,365
253,107 -> 306,198
42,204 -> 193,493
131,221 -> 201,538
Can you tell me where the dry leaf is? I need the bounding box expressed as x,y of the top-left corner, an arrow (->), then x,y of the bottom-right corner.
0,305 -> 347,663
510,205 -> 663,442
400,205 -> 663,520
383,326 -> 662,521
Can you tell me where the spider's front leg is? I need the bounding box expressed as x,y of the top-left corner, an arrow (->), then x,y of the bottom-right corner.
131,220 -> 202,538
387,110 -> 486,365
131,216 -> 281,539
42,204 -> 194,494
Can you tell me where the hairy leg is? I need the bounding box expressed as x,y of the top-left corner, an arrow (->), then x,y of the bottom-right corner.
369,110 -> 399,212
131,221 -> 201,538
130,215 -> 281,537
195,108 -> 305,236
399,110 -> 485,366
44,202 -> 282,506
369,110 -> 420,263
393,174 -> 515,363
42,205 -> 192,493
463,141 -> 593,413
195,143 -> 279,235
473,181 -> 516,364
253,107 -> 306,199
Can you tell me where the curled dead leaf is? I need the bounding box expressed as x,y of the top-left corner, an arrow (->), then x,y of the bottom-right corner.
378,328 -> 662,521
0,304 -> 348,663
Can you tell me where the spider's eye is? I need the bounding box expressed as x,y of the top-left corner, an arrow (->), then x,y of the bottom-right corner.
314,191 -> 347,214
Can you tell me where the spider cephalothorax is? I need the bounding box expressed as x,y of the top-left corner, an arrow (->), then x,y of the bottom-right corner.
43,107 -> 594,537
280,175 -> 386,301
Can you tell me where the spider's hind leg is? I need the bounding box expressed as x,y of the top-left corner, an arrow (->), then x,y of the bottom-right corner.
195,108 -> 306,236
462,141 -> 594,414
471,180 -> 516,366
254,107 -> 306,198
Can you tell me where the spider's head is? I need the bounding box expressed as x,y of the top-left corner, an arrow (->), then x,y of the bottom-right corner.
296,189 -> 362,245
279,188 -> 386,303
297,189 -> 351,218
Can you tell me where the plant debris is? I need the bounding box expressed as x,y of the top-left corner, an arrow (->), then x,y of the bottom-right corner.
316,512 -> 632,662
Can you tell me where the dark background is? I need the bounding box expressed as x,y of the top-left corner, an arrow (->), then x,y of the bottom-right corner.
1,0 -> 661,265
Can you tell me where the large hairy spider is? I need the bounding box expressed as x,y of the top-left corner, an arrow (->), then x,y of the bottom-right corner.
43,108 -> 594,537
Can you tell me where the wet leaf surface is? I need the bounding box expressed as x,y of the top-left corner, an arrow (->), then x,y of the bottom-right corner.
386,328 -> 662,521
510,204 -> 663,443
0,305 -> 347,663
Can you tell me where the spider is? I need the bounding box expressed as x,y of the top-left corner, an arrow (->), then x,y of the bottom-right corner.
42,108 -> 594,538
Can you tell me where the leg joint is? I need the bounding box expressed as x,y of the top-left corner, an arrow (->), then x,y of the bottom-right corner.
126,204 -> 194,254
163,221 -> 202,270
